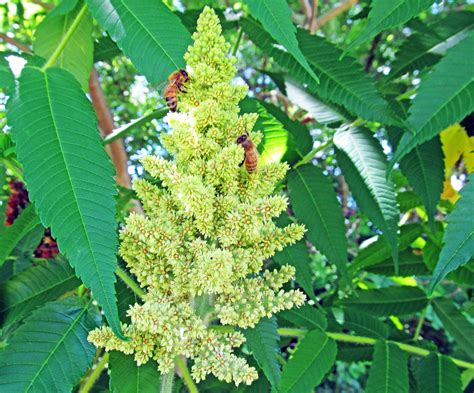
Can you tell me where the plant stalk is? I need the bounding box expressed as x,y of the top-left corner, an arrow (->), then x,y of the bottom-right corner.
413,306 -> 428,342
176,357 -> 199,393
210,326 -> 474,370
102,107 -> 168,145
160,371 -> 175,393
114,257 -> 474,372
79,353 -> 110,393
293,139 -> 332,168
231,28 -> 244,57
41,3 -> 88,71
116,267 -> 146,298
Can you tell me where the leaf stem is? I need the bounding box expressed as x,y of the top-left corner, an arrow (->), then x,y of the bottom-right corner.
396,87 -> 418,101
176,357 -> 199,393
102,107 -> 168,145
79,353 -> 110,393
231,28 -> 244,57
41,3 -> 88,71
160,371 -> 175,393
278,328 -> 474,370
116,267 -> 145,298
208,325 -> 235,333
293,139 -> 332,169
413,306 -> 428,342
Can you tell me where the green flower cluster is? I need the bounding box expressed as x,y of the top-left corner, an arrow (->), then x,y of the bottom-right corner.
88,7 -> 305,386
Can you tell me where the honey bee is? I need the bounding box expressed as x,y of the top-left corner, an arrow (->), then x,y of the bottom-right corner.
237,133 -> 258,174
163,69 -> 190,112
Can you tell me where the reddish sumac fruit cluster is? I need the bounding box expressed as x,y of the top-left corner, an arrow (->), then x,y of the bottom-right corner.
5,180 -> 29,226
4,180 -> 59,259
33,228 -> 59,259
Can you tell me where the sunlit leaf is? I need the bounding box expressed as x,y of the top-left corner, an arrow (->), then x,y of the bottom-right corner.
285,80 -> 347,125
240,98 -> 302,165
34,0 -> 93,89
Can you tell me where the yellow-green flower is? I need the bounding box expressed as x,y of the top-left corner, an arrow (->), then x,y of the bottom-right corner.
88,7 -> 305,386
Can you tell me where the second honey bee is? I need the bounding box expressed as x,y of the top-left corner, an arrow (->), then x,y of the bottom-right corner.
163,69 -> 190,112
237,134 -> 258,174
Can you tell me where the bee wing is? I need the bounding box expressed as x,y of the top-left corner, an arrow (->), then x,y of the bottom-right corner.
158,80 -> 170,98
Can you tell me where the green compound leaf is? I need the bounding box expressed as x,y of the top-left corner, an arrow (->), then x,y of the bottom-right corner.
93,34 -> 121,63
7,66 -> 122,337
109,351 -> 161,393
259,101 -> 313,159
0,298 -> 100,393
176,8 -> 236,34
244,317 -> 281,389
296,29 -> 398,125
432,298 -> 474,359
240,18 -> 396,125
0,204 -> 41,268
342,308 -> 389,339
240,98 -> 303,165
34,0 -> 93,90
87,0 -> 192,84
345,0 -> 435,53
285,80 -> 348,125
429,174 -> 474,293
334,126 -> 400,272
396,191 -> 423,212
392,31 -> 474,165
279,304 -> 327,331
366,249 -> 429,277
273,237 -> 315,302
339,287 -> 428,317
386,11 -> 474,82
349,224 -> 422,273
279,330 -> 337,393
365,341 -> 409,393
0,55 -> 15,91
416,353 -> 462,393
392,131 -> 444,228
423,230 -> 474,288
12,225 -> 45,260
243,0 -> 318,84
288,164 -> 349,284
337,343 -> 373,362
0,258 -> 80,325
